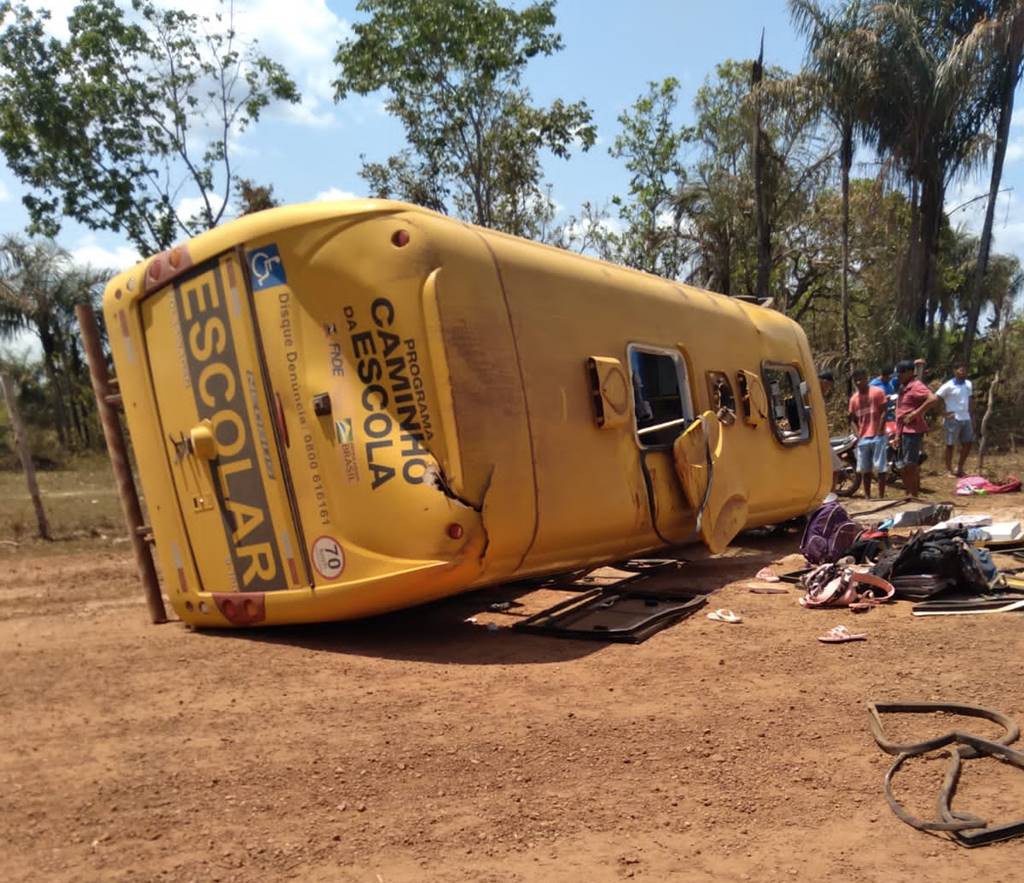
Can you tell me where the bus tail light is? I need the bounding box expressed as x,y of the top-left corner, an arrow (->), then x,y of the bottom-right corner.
212,592 -> 267,625
144,245 -> 193,294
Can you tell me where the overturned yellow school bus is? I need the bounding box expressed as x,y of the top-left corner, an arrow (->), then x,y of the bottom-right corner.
101,199 -> 830,627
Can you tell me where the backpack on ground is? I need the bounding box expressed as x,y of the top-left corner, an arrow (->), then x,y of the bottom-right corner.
871,527 -> 993,598
800,502 -> 864,565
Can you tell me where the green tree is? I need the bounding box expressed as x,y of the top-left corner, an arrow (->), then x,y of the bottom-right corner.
606,78 -> 690,278
675,59 -> 830,305
333,0 -> 596,240
237,178 -> 281,215
0,237 -> 107,450
963,0 -> 1024,363
0,0 -> 300,255
862,0 -> 993,332
791,0 -> 874,368
794,179 -> 912,369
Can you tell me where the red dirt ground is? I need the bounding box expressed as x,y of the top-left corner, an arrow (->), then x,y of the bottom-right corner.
2,478 -> 1024,882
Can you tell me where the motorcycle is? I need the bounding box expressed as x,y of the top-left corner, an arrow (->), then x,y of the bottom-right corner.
831,396 -> 926,497
831,433 -> 861,497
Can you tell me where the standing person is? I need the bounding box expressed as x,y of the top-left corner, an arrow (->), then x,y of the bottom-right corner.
818,370 -> 841,491
894,359 -> 939,497
936,363 -> 974,477
870,366 -> 898,423
848,368 -> 888,498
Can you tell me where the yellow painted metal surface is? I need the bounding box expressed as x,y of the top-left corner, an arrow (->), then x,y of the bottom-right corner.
102,199 -> 831,627
673,412 -> 749,555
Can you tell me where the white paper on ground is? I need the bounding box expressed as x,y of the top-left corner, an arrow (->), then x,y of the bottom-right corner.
977,521 -> 1022,542
930,514 -> 993,530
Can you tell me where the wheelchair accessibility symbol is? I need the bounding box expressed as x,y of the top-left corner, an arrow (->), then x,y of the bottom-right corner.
247,244 -> 287,291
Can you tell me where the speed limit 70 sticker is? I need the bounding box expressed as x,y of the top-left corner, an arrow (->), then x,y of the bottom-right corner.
311,536 -> 345,579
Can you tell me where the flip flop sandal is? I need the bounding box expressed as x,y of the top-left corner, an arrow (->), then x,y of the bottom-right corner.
707,608 -> 743,623
817,624 -> 866,643
754,567 -> 781,583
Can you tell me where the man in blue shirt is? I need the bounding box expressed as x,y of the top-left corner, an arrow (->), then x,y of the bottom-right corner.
870,366 -> 898,423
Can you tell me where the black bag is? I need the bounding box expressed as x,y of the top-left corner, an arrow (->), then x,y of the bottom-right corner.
872,528 -> 990,599
845,535 -> 888,564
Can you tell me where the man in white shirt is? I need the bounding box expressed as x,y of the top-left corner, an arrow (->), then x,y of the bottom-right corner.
936,363 -> 974,477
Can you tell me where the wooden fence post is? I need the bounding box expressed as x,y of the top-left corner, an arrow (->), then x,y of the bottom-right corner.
0,371 -> 51,540
977,370 -> 1000,473
76,303 -> 168,624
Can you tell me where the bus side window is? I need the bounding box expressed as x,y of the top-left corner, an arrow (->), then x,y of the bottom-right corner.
762,363 -> 811,444
628,345 -> 693,448
707,371 -> 736,425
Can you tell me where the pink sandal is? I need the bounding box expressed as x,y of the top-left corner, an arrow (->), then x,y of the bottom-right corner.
817,624 -> 867,644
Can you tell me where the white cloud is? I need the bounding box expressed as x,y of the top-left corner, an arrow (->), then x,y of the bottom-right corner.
1006,136 -> 1024,164
209,0 -> 350,129
36,0 -> 77,39
177,193 -> 227,226
992,218 -> 1024,256
70,236 -> 141,272
656,209 -> 678,230
314,187 -> 360,202
946,179 -> 993,236
33,1 -> 351,128
563,213 -> 624,243
0,180 -> 9,203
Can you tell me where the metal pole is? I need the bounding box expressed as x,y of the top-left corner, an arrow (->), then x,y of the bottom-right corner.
76,303 -> 167,624
0,371 -> 51,540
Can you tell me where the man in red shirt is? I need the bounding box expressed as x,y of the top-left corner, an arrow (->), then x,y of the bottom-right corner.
848,368 -> 889,498
895,359 -> 939,496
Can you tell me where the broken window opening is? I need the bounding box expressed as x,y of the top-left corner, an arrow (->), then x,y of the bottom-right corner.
628,345 -> 693,449
707,371 -> 737,426
763,363 -> 811,444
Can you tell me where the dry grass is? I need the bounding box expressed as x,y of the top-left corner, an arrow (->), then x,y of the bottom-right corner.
0,455 -> 125,556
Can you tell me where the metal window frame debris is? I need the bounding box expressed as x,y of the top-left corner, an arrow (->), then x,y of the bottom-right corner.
513,587 -> 706,643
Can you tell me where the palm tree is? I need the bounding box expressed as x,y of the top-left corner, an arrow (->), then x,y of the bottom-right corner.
790,0 -> 875,371
0,236 -> 107,448
865,1 -> 993,334
963,0 -> 1024,363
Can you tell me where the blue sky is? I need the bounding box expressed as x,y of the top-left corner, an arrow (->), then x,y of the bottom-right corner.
0,0 -> 1021,277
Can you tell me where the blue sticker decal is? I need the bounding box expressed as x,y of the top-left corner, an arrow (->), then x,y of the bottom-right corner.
247,244 -> 287,291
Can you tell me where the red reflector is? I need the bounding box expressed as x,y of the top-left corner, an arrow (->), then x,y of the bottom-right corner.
391,229 -> 410,247
213,592 -> 267,625
447,523 -> 464,539
143,246 -> 193,293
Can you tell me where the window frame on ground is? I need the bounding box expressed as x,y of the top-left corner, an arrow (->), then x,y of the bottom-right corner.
762,362 -> 812,445
627,344 -> 694,450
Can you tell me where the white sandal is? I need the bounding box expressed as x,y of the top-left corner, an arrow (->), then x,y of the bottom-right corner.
707,608 -> 743,624
817,624 -> 867,643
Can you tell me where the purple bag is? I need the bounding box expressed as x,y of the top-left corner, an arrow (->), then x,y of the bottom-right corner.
800,502 -> 863,565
